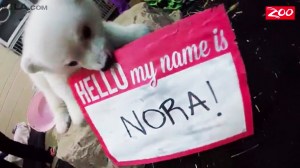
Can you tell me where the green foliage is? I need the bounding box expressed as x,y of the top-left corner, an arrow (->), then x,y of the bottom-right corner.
144,0 -> 183,10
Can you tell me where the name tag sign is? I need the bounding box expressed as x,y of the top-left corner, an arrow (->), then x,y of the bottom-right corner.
68,5 -> 253,166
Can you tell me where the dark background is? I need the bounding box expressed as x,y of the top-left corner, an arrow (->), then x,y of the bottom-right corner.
144,0 -> 300,168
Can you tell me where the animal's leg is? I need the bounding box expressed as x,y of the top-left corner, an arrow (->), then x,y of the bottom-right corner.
30,75 -> 71,133
44,74 -> 85,126
103,21 -> 150,48
63,91 -> 85,126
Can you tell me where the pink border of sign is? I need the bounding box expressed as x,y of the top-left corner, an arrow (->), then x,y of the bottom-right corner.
69,5 -> 253,166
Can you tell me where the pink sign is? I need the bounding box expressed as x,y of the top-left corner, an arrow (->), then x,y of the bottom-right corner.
68,5 -> 253,166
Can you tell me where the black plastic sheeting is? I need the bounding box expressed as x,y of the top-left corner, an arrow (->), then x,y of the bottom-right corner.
22,129 -> 46,168
145,0 -> 300,168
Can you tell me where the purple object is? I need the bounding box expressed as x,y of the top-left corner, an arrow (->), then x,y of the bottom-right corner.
0,152 -> 8,159
109,0 -> 129,14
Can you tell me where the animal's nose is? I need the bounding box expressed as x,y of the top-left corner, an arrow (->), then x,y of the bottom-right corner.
101,54 -> 116,71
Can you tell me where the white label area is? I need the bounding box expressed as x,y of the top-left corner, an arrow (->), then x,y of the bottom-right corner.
85,53 -> 246,162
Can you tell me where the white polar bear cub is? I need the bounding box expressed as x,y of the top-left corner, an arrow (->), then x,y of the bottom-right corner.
21,0 -> 150,133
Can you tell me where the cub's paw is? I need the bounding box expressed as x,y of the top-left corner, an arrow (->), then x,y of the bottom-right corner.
68,104 -> 85,126
54,111 -> 71,134
128,24 -> 151,39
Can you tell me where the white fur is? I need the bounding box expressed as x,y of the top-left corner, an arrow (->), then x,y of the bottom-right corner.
21,0 -> 150,133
